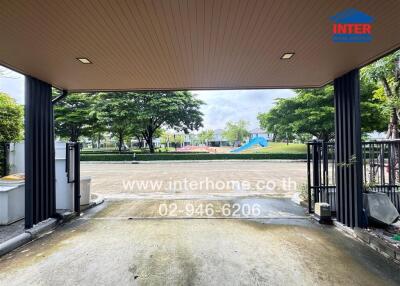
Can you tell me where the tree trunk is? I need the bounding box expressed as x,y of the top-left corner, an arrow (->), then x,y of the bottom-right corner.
381,77 -> 399,139
70,127 -> 78,142
386,107 -> 399,139
118,132 -> 124,153
321,133 -> 331,142
138,137 -> 143,149
148,137 -> 154,153
143,131 -> 155,153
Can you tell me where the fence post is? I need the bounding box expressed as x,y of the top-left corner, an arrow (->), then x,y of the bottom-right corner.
312,141 -> 320,206
74,142 -> 81,214
307,143 -> 312,213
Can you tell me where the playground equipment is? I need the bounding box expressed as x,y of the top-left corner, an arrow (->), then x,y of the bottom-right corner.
230,137 -> 268,153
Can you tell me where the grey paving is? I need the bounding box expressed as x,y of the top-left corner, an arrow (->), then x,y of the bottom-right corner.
0,162 -> 398,285
81,161 -> 307,198
0,220 -> 24,244
0,198 -> 399,286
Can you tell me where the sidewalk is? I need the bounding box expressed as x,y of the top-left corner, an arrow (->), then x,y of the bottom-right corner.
0,220 -> 24,244
0,194 -> 104,257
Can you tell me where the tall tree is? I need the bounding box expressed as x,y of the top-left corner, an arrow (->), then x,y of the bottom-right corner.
198,129 -> 214,145
96,92 -> 138,152
257,95 -> 301,142
130,123 -> 146,149
54,92 -> 99,142
135,91 -> 204,153
258,79 -> 387,142
0,92 -> 23,142
160,131 -> 185,149
362,50 -> 400,138
222,120 -> 250,146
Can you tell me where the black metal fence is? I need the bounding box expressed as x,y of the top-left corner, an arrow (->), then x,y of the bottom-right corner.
0,142 -> 10,177
307,140 -> 400,214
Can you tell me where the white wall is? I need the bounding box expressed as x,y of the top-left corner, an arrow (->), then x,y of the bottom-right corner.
9,142 -> 24,174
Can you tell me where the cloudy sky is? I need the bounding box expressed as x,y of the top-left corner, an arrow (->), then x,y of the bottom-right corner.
193,89 -> 295,130
0,65 -> 296,130
0,66 -> 24,104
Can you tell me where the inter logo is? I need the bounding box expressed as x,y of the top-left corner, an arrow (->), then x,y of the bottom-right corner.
331,8 -> 373,43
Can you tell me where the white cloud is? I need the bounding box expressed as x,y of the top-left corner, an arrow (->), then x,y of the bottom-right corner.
192,89 -> 296,130
0,66 -> 25,104
0,64 -> 297,129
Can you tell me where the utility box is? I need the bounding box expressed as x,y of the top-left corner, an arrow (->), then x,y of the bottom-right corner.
9,143 -> 25,174
363,192 -> 399,225
314,202 -> 332,224
0,177 -> 25,225
80,176 -> 91,206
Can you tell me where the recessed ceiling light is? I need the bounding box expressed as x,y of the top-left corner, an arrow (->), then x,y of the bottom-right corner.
76,57 -> 92,64
280,53 -> 295,60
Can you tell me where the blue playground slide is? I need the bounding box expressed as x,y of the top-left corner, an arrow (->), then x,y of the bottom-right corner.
230,136 -> 268,153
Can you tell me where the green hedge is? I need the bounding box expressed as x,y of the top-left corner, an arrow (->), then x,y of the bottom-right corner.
80,150 -> 208,155
81,154 -> 135,161
81,150 -> 134,154
80,153 -> 307,161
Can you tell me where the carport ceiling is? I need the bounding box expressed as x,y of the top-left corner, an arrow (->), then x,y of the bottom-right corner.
0,0 -> 399,91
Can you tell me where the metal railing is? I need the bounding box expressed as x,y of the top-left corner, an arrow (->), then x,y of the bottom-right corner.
307,140 -> 400,214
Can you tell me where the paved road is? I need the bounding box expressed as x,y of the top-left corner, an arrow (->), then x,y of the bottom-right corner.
0,197 -> 399,286
81,161 -> 307,198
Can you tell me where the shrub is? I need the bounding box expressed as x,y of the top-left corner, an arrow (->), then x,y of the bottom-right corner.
80,154 -> 134,161
80,153 -> 307,161
80,150 -> 208,155
0,92 -> 23,142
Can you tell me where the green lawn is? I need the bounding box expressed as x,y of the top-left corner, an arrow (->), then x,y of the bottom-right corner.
80,142 -> 308,161
242,142 -> 307,154
81,142 -> 307,157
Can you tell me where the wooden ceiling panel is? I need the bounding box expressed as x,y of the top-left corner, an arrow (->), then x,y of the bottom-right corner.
0,0 -> 399,91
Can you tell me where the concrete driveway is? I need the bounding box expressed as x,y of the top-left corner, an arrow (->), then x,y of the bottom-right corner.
0,198 -> 399,286
0,162 -> 399,285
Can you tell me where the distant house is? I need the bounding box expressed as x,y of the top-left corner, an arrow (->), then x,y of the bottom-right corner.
183,134 -> 195,146
208,129 -> 232,147
249,128 -> 269,140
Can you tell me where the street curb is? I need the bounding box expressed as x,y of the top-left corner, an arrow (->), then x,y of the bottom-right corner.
0,198 -> 106,257
81,195 -> 105,212
25,219 -> 58,238
333,220 -> 400,264
57,211 -> 77,223
81,159 -> 307,164
57,196 -> 105,224
0,218 -> 57,257
0,233 -> 31,257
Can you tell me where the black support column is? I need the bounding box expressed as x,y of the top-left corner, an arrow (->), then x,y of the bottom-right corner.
334,69 -> 364,228
25,76 -> 56,228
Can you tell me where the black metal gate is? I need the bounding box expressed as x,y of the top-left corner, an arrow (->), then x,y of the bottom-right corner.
307,141 -> 336,213
307,140 -> 400,214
